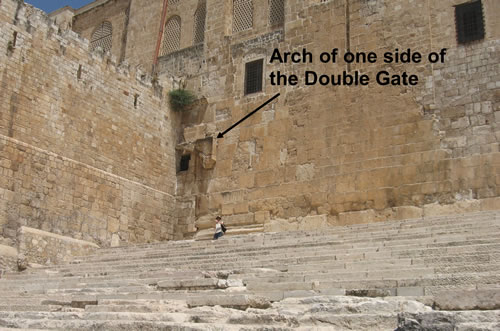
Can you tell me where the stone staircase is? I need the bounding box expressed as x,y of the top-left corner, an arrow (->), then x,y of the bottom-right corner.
0,211 -> 499,330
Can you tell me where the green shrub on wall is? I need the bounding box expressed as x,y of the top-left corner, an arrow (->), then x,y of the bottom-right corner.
168,89 -> 196,112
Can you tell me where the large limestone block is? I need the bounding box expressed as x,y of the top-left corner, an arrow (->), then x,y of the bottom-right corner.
157,278 -> 218,290
264,215 -> 328,232
338,209 -> 377,225
480,197 -> 500,211
433,289 -> 500,310
264,218 -> 299,232
183,124 -> 207,143
296,163 -> 315,181
299,215 -> 328,230
423,200 -> 481,217
187,294 -> 271,309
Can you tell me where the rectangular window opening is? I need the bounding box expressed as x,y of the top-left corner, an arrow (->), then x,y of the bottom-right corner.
245,59 -> 263,95
179,154 -> 191,172
455,1 -> 485,44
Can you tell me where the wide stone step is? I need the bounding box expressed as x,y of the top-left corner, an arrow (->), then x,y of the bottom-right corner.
0,295 -> 431,330
1,271 -> 497,305
80,225 -> 500,262
4,256 -> 498,287
0,317 -> 391,331
0,305 -> 62,313
0,211 -> 498,330
71,235 -> 500,268
4,252 -> 498,291
78,213 -> 499,259
8,240 -> 499,280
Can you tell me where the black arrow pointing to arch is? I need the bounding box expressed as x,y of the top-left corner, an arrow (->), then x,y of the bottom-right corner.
217,93 -> 280,139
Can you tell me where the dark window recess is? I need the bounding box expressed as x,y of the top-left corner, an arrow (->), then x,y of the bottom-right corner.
245,59 -> 263,95
180,154 -> 191,172
455,1 -> 485,44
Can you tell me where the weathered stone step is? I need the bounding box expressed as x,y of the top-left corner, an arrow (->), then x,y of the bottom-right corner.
285,253 -> 500,273
396,310 -> 500,330
0,305 -> 62,313
9,239 -> 499,280
4,250 -> 497,289
82,223 -> 500,262
2,270 -> 498,304
0,309 -> 497,331
0,305 -> 405,330
0,317 -> 373,331
0,318 -> 295,331
75,230 -> 500,261
78,212 -> 500,258
4,255 -> 498,286
3,261 -> 498,297
242,264 -> 500,287
73,233 -> 500,267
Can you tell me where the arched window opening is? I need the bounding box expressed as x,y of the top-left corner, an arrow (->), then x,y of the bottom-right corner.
233,0 -> 253,33
161,16 -> 181,56
90,21 -> 113,52
193,1 -> 207,44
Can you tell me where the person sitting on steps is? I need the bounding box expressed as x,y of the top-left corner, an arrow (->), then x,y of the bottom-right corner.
213,216 -> 225,240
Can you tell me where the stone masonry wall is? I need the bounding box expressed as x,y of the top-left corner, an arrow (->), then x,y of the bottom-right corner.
1,0 -> 498,242
123,0 -> 163,70
0,0 -> 177,245
0,135 -> 176,245
162,0 -> 499,235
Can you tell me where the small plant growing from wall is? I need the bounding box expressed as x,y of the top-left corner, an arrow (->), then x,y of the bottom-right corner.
168,88 -> 196,112
7,32 -> 17,56
6,41 -> 15,56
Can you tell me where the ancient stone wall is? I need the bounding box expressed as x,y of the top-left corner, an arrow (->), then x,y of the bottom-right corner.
0,0 -> 177,246
1,0 -> 498,242
159,0 -> 499,235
